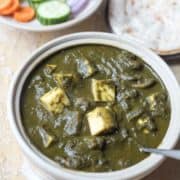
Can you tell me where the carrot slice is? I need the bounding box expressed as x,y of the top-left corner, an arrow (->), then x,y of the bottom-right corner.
13,7 -> 35,22
0,0 -> 12,11
0,0 -> 19,15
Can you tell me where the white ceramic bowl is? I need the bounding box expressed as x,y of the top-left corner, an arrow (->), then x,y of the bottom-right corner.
0,0 -> 102,32
8,32 -> 180,180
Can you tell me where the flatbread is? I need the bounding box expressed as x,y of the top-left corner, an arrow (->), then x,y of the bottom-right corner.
109,0 -> 180,54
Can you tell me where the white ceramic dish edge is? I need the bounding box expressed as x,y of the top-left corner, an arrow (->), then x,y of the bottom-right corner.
7,32 -> 180,180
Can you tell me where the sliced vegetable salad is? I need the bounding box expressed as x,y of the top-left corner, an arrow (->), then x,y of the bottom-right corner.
0,0 -> 89,25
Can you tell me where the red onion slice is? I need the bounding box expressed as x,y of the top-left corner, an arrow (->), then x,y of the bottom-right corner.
68,0 -> 89,15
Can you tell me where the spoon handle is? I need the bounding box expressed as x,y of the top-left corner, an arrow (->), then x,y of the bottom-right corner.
141,147 -> 180,160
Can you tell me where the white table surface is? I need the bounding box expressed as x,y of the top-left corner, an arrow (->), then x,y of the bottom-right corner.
0,2 -> 180,180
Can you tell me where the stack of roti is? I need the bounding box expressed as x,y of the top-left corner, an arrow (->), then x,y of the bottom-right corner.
109,0 -> 180,54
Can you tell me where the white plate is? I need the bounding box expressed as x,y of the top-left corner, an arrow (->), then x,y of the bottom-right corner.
0,0 -> 103,32
108,0 -> 180,56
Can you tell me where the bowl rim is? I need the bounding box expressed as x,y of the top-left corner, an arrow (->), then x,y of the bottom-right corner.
7,32 -> 180,180
0,1 -> 103,32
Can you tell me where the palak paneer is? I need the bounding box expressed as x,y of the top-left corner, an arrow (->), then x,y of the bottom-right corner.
21,45 -> 170,172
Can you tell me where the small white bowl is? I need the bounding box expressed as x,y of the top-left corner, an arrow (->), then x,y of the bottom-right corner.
0,1 -> 103,32
8,32 -> 180,180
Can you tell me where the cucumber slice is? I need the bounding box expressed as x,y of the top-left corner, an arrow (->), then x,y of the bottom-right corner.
27,0 -> 33,7
32,0 -> 45,3
37,1 -> 71,25
27,0 -> 41,9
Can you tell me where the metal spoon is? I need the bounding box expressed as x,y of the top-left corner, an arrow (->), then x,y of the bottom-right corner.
140,147 -> 180,160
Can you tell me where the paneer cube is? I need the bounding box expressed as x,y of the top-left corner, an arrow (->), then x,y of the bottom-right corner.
40,87 -> 70,114
38,127 -> 55,148
77,58 -> 96,78
43,64 -> 57,77
86,107 -> 116,136
146,92 -> 167,117
53,73 -> 73,88
46,64 -> 57,71
92,79 -> 115,102
136,116 -> 156,132
146,94 -> 156,111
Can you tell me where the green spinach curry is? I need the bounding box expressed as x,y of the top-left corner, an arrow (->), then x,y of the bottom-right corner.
21,45 -> 170,172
